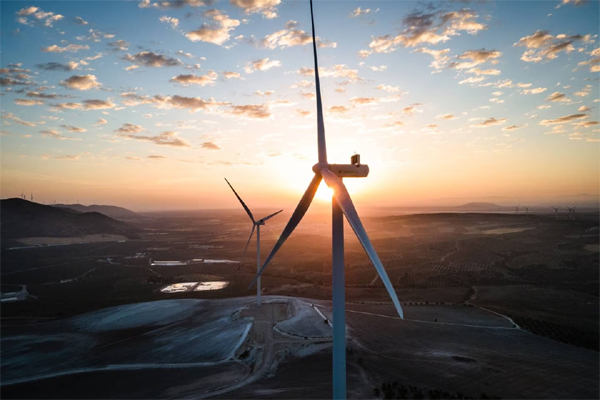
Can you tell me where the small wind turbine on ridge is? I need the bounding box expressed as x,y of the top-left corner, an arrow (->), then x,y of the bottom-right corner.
225,178 -> 282,307
248,1 -> 404,398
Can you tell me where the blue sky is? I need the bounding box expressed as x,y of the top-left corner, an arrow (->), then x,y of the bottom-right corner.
1,0 -> 598,210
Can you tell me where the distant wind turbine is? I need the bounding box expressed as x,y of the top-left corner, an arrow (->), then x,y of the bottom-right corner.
514,204 -> 520,214
249,1 -> 404,398
565,206 -> 576,220
551,206 -> 560,220
523,206 -> 530,214
225,178 -> 282,307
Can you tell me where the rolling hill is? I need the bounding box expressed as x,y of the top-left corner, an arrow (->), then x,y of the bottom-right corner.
52,203 -> 139,220
1,198 -> 141,244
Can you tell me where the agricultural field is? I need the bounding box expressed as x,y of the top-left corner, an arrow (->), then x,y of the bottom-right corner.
1,210 -> 598,398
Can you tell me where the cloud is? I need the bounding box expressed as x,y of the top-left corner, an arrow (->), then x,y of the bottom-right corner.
447,49 -> 502,70
436,113 -> 457,120
15,99 -> 44,106
514,30 -> 591,62
74,16 -> 88,25
121,92 -> 228,112
201,141 -> 220,150
226,104 -> 270,119
578,106 -> 590,112
83,99 -> 116,109
222,71 -> 243,79
186,9 -> 240,46
366,9 -> 487,54
94,118 -> 108,126
40,129 -> 80,141
41,44 -> 89,53
2,112 -> 37,127
55,155 -> 80,160
36,61 -> 78,71
115,125 -> 191,147
458,76 -> 485,85
260,20 -> 336,49
376,84 -> 401,93
574,84 -> 592,97
350,97 -> 378,106
59,74 -> 100,90
108,40 -> 129,51
147,155 -> 166,159
545,92 -> 570,102
159,16 -> 179,28
170,71 -> 218,86
297,64 -> 359,82
61,125 -> 87,133
502,124 -> 527,131
328,105 -> 350,114
403,105 -> 423,115
522,87 -> 547,94
139,0 -> 212,8
571,120 -> 598,128
468,68 -> 501,75
539,113 -> 589,125
230,0 -> 280,19
123,51 -> 181,67
576,48 -> 600,72
470,117 -> 507,128
350,7 -> 373,17
26,91 -> 63,99
255,90 -> 274,96
17,6 -> 64,27
295,109 -> 311,117
412,47 -> 451,71
245,57 -> 281,73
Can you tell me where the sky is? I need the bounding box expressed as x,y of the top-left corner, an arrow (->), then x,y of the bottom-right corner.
0,0 -> 599,211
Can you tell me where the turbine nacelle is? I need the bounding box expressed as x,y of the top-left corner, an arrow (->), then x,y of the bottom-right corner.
312,154 -> 369,178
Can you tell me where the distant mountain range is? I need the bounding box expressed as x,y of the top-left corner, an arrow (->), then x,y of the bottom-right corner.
1,198 -> 140,242
52,203 -> 140,220
452,202 -> 513,211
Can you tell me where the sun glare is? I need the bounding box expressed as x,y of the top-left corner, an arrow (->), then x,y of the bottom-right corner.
315,183 -> 335,202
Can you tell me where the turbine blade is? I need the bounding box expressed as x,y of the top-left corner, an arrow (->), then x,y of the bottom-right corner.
321,169 -> 404,319
225,178 -> 255,223
249,174 -> 322,288
310,0 -> 327,163
260,209 -> 283,222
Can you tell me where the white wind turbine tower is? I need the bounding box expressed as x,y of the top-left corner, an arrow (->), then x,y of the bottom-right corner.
249,1 -> 404,398
225,178 -> 282,307
551,206 -> 560,220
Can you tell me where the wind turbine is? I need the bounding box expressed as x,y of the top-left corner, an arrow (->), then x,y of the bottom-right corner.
514,204 -> 520,214
523,206 -> 530,214
565,206 -> 576,220
225,178 -> 282,307
249,1 -> 404,398
551,206 -> 560,220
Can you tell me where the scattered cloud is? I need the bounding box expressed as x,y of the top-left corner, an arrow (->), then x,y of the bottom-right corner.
116,127 -> 191,147
522,87 -> 547,94
539,113 -> 589,125
230,0 -> 280,19
36,61 -> 78,71
545,91 -> 570,102
470,117 -> 507,128
376,84 -> 401,93
201,141 -> 220,150
436,113 -> 457,120
260,20 -> 336,49
17,6 -> 64,27
222,71 -> 243,79
365,9 -> 487,54
514,30 -> 591,62
74,16 -> 88,25
226,104 -> 270,119
94,118 -> 108,126
41,44 -> 89,53
159,15 -> 179,28
59,74 -> 100,90
2,112 -> 37,127
170,71 -> 218,86
328,105 -> 350,114
15,99 -> 44,106
186,9 -> 240,46
245,57 -> 281,73
502,124 -> 528,131
108,40 -> 129,51
123,51 -> 182,67
61,125 -> 87,133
